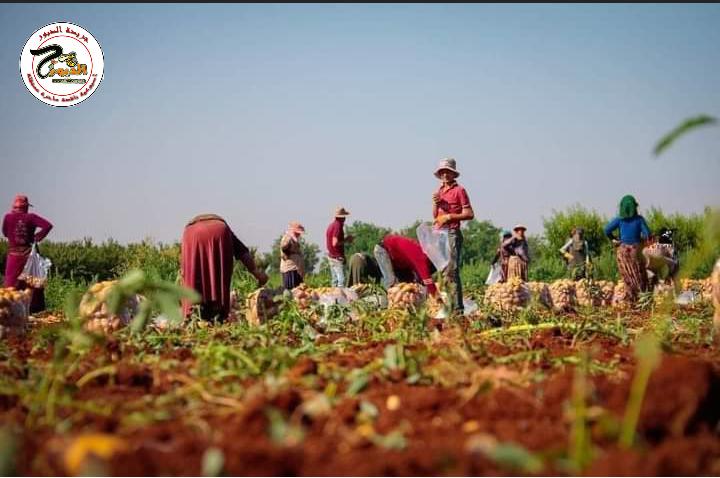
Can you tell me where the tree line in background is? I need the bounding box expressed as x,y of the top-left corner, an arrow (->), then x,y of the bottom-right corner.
1,205 -> 718,307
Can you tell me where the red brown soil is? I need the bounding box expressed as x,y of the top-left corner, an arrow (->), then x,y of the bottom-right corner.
4,325 -> 720,476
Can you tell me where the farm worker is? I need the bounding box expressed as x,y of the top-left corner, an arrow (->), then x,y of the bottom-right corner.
643,227 -> 679,292
491,230 -> 513,283
503,225 -> 531,282
604,195 -> 651,303
374,234 -> 439,297
347,252 -> 382,287
2,194 -> 53,313
280,221 -> 306,290
559,227 -> 591,281
325,207 -> 354,287
432,158 -> 474,314
181,214 -> 267,322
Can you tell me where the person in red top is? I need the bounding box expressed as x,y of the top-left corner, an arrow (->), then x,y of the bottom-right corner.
2,194 -> 53,313
377,234 -> 439,296
325,207 -> 353,287
432,158 -> 474,314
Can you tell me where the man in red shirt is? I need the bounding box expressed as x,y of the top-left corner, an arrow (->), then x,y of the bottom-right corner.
432,158 -> 474,314
376,234 -> 439,296
325,207 -> 353,287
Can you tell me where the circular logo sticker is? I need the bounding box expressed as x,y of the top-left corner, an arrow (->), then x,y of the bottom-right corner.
19,22 -> 104,107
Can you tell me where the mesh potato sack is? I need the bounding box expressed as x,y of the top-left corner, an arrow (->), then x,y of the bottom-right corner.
246,288 -> 281,326
483,277 -> 531,312
527,281 -> 553,308
548,279 -> 576,312
0,288 -> 31,338
80,281 -> 140,334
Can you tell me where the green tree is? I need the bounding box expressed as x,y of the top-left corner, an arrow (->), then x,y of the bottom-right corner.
397,220 -> 424,240
542,205 -> 609,258
344,221 -> 392,257
461,219 -> 502,264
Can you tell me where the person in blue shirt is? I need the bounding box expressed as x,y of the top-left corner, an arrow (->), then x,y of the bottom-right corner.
604,195 -> 650,303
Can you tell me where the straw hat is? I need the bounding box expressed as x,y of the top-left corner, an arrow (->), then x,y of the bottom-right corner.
334,207 -> 350,218
513,224 -> 527,232
434,158 -> 460,178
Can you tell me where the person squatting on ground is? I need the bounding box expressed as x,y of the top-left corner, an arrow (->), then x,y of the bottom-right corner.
503,225 -> 530,282
560,227 -> 591,280
2,194 -> 53,314
280,221 -> 306,290
325,207 -> 354,288
491,230 -> 513,283
181,214 -> 268,322
432,158 -> 474,314
347,252 -> 382,287
604,195 -> 651,304
643,227 -> 680,292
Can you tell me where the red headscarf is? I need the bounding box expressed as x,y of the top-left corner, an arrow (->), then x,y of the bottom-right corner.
11,194 -> 30,213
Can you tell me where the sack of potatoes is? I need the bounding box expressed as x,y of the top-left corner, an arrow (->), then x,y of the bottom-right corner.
612,281 -> 630,308
387,283 -> 426,310
526,281 -> 553,308
483,277 -> 531,312
575,279 -> 604,307
0,288 -> 31,338
246,287 -> 281,326
681,278 -> 713,302
80,281 -> 140,334
548,279 -> 576,312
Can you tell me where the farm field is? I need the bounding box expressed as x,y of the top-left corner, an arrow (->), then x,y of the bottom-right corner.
1,277 -> 720,476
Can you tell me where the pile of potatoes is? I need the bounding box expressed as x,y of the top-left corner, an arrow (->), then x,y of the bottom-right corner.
548,279 -> 576,312
387,283 -> 425,310
681,278 -> 714,302
291,284 -> 319,310
0,288 -> 31,338
483,277 -> 531,312
526,281 -> 553,308
575,279 -> 615,307
80,281 -> 140,334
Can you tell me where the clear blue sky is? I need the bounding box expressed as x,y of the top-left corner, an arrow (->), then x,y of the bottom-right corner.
2,3 -> 719,253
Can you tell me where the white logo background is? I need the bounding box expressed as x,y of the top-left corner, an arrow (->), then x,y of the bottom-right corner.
19,22 -> 104,107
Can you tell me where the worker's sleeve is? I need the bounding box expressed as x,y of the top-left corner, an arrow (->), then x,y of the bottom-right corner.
230,230 -> 250,261
409,246 -> 437,296
559,239 -> 573,254
518,242 -> 530,263
640,217 -> 651,240
459,187 -> 472,210
1,215 -> 8,239
31,214 -> 53,242
604,217 -> 620,239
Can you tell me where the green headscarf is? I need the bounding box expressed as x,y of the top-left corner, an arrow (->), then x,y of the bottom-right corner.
619,195 -> 638,219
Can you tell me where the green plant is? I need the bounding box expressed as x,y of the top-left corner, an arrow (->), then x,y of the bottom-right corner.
619,334 -> 662,449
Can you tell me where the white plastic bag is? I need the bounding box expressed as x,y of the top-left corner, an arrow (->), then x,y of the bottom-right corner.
18,244 -> 52,288
373,244 -> 397,289
485,263 -> 502,285
416,223 -> 450,272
